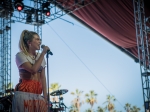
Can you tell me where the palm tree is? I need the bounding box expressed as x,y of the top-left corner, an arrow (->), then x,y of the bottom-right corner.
71,89 -> 83,98
49,83 -> 61,91
85,90 -> 97,111
103,95 -> 116,112
71,89 -> 84,112
114,110 -> 122,112
6,82 -> 13,89
124,103 -> 131,112
97,106 -> 105,112
49,83 -> 61,103
2,82 -> 14,96
69,105 -> 78,112
85,109 -> 93,112
130,106 -> 140,112
3,82 -> 13,90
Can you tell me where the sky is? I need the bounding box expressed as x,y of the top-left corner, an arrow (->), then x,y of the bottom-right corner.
11,13 -> 144,111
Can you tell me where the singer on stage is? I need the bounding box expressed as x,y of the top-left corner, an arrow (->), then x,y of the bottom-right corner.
12,30 -> 49,112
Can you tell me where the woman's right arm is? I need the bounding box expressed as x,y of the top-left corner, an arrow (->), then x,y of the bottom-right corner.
20,52 -> 45,73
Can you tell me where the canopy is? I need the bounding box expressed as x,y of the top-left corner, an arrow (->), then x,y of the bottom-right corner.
69,0 -> 150,61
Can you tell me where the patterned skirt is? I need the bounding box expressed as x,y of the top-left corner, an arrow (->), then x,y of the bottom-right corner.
12,79 -> 47,112
15,79 -> 42,94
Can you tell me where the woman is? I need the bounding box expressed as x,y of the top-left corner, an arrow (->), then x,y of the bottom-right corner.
12,30 -> 49,112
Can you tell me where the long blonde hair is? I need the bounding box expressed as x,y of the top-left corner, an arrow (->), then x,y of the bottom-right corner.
19,30 -> 39,55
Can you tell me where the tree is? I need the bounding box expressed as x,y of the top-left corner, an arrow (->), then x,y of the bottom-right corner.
103,95 -> 116,112
6,82 -> 13,89
85,90 -> 97,111
71,89 -> 84,112
114,110 -> 122,112
2,82 -> 14,96
124,103 -> 131,112
85,109 -> 93,112
49,83 -> 61,91
49,83 -> 61,102
97,106 -> 105,112
71,89 -> 83,98
130,106 -> 140,112
69,105 -> 78,112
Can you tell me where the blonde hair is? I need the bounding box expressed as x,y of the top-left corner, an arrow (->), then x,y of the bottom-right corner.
19,30 -> 39,55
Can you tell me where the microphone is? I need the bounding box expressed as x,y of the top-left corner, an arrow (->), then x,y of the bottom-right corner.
41,45 -> 53,55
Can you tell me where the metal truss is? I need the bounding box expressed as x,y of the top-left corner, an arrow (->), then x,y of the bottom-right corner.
133,0 -> 150,111
0,0 -> 96,96
11,0 -> 97,24
33,0 -> 42,42
11,0 -> 97,45
0,7 -> 11,96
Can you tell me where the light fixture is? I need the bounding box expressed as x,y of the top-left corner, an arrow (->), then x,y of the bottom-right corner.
24,9 -> 33,24
42,2 -> 51,16
45,8 -> 50,16
6,26 -> 11,31
14,0 -> 24,11
26,13 -> 32,23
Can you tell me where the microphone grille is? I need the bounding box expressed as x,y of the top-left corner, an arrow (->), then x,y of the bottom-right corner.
41,45 -> 45,48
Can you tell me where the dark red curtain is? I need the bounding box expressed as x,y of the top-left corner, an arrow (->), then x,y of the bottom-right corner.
71,0 -> 150,59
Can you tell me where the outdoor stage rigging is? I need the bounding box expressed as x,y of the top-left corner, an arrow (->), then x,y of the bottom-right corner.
0,0 -> 96,111
0,0 -> 149,112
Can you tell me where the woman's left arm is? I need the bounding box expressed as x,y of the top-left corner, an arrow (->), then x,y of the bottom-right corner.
41,68 -> 47,101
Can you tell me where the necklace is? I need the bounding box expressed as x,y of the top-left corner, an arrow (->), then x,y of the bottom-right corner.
28,53 -> 37,60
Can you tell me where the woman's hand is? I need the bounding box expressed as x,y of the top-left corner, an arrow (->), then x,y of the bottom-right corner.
42,45 -> 50,54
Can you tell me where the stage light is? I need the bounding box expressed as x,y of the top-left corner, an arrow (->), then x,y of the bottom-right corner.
42,2 -> 50,16
14,0 -> 24,11
26,13 -> 32,23
45,8 -> 50,16
6,26 -> 11,31
46,11 -> 50,16
42,2 -> 50,9
17,6 -> 22,11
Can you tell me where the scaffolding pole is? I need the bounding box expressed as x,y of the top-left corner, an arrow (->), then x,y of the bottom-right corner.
34,0 -> 42,41
133,0 -> 150,111
0,8 -> 11,96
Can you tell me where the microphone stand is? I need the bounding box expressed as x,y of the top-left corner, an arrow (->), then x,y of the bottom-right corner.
46,52 -> 50,112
